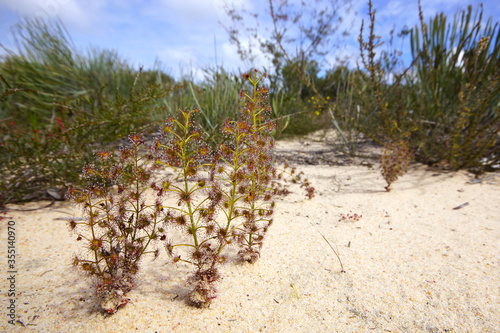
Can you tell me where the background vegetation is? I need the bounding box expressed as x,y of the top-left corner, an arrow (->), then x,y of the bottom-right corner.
1,1 -> 499,208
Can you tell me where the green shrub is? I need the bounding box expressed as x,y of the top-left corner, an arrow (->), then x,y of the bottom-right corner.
359,0 -> 500,171
0,18 -> 170,207
408,3 -> 500,169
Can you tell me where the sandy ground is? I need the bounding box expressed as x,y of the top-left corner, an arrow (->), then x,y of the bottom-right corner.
1,134 -> 499,333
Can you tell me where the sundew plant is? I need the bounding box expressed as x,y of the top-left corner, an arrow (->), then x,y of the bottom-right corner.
69,70 -> 314,313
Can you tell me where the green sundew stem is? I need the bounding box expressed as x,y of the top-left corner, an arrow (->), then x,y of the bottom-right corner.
86,194 -> 103,276
180,111 -> 199,248
183,177 -> 198,248
131,143 -> 141,243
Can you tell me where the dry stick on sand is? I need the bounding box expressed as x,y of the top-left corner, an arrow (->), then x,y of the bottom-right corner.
316,229 -> 345,273
6,197 -> 55,211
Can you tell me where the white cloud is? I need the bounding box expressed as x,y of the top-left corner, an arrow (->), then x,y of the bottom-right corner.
159,46 -> 198,64
2,0 -> 497,82
159,0 -> 224,21
155,45 -> 208,80
219,38 -> 267,70
140,0 -> 252,30
220,41 -> 244,69
0,0 -> 96,29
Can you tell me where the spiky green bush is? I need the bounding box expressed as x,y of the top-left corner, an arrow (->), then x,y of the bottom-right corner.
358,1 -> 499,171
0,18 -> 171,207
408,3 -> 500,169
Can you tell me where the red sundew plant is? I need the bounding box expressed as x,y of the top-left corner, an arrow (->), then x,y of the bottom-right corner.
339,211 -> 362,222
220,72 -> 278,265
69,70 -> 314,312
151,107 -> 222,308
276,163 -> 315,200
67,135 -> 165,314
380,139 -> 412,191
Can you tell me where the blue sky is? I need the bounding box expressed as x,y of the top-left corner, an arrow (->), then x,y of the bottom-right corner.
1,0 -> 499,80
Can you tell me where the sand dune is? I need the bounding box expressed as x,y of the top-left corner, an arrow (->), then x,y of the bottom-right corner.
2,135 -> 499,332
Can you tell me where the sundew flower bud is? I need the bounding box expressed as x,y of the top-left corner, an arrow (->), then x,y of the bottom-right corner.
222,119 -> 233,134
129,134 -> 144,146
219,144 -> 232,157
237,121 -> 248,131
199,146 -> 209,156
96,151 -> 111,159
138,168 -> 151,182
183,165 -> 195,178
120,147 -> 134,160
82,164 -> 97,179
153,140 -> 161,151
163,117 -> 174,133
90,238 -> 103,251
193,130 -> 201,140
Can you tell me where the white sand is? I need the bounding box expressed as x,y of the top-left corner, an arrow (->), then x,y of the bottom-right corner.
1,136 -> 499,332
